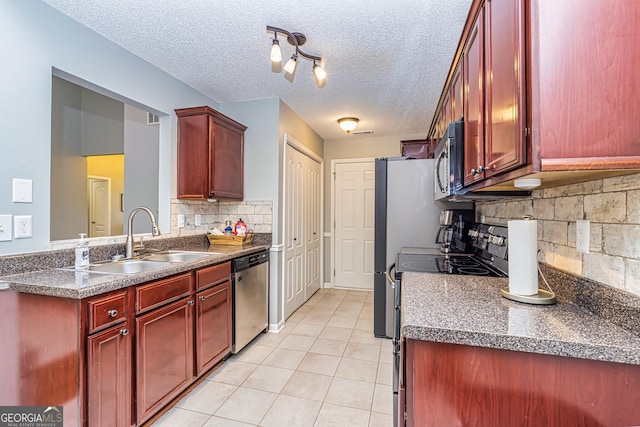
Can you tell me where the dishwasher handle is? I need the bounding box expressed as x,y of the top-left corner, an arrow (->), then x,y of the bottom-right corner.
386,263 -> 396,287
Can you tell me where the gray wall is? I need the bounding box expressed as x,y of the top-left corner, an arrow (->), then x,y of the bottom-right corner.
0,1 -> 216,255
81,89 -> 125,156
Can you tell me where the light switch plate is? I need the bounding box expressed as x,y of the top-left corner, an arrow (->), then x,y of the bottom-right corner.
195,214 -> 201,226
177,214 -> 185,228
0,215 -> 12,241
13,178 -> 33,203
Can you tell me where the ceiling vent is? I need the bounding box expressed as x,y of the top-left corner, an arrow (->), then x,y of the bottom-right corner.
351,130 -> 374,135
147,112 -> 159,125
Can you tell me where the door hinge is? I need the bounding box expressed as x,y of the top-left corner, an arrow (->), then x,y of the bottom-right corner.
333,269 -> 336,276
524,127 -> 531,137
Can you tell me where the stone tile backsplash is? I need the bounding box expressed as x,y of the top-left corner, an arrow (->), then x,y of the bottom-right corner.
171,199 -> 273,235
476,172 -> 640,297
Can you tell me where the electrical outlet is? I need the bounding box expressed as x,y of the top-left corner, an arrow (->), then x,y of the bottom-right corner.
14,215 -> 32,239
576,219 -> 590,254
0,215 -> 12,242
195,214 -> 201,226
177,214 -> 185,228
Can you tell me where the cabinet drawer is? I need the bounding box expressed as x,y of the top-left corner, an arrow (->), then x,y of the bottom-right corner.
196,262 -> 230,291
136,273 -> 193,314
88,291 -> 128,334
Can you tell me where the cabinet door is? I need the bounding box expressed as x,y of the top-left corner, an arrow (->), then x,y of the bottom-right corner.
195,280 -> 231,376
484,0 -> 526,176
177,113 -> 209,199
463,10 -> 485,186
209,116 -> 244,200
87,323 -> 131,427
136,298 -> 194,424
452,62 -> 464,121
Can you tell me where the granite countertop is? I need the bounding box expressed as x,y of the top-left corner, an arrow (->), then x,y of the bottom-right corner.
401,272 -> 640,365
0,244 -> 268,299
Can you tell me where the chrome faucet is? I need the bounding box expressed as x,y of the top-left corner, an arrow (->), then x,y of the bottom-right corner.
126,207 -> 161,258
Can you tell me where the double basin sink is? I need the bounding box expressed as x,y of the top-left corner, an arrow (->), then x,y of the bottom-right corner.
62,250 -> 219,275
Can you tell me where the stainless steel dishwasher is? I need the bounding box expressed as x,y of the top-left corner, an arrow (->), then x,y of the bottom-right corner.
231,250 -> 269,353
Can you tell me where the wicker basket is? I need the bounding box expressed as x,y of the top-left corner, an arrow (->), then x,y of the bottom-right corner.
207,232 -> 254,246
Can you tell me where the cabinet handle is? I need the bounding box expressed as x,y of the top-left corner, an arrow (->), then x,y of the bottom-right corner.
188,300 -> 194,306
199,295 -> 206,301
107,309 -> 118,317
120,328 -> 129,336
471,165 -> 486,176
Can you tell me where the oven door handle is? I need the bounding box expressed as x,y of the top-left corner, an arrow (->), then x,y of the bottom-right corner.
386,263 -> 396,286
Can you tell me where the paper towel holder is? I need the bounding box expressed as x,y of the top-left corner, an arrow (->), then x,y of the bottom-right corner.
501,250 -> 557,305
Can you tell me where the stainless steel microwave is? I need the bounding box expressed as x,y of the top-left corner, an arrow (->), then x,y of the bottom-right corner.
434,121 -> 465,201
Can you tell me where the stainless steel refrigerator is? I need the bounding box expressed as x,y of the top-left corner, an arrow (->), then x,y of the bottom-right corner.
373,157 -> 443,338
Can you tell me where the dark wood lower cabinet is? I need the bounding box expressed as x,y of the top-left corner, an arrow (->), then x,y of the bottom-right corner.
403,339 -> 640,426
196,280 -> 231,375
136,297 -> 195,425
87,323 -> 132,427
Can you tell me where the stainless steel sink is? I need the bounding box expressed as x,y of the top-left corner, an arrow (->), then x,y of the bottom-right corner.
59,259 -> 172,275
142,250 -> 217,263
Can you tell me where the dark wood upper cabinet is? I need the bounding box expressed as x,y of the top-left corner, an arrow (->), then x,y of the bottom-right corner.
483,0 -> 527,177
433,0 -> 640,190
451,61 -> 464,122
463,9 -> 485,186
176,106 -> 246,200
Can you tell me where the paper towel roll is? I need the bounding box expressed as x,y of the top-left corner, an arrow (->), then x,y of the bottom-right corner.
508,219 -> 539,295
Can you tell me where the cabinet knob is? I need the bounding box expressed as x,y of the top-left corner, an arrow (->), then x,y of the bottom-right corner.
199,295 -> 206,301
188,300 -> 194,306
471,165 -> 487,176
107,309 -> 118,317
120,328 -> 129,336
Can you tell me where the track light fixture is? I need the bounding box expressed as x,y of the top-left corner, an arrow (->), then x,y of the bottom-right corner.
267,25 -> 326,88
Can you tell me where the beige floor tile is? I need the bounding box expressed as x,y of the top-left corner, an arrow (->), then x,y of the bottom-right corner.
358,310 -> 374,321
314,403 -> 370,427
281,371 -> 333,402
297,353 -> 341,376
349,329 -> 382,346
254,332 -> 286,348
214,387 -> 277,425
372,383 -> 393,415
289,322 -> 325,337
300,312 -> 332,326
287,310 -> 308,323
354,318 -> 374,331
343,342 -> 381,363
379,345 -> 393,364
369,411 -> 393,427
326,316 -> 357,329
319,326 -> 353,341
203,416 -> 255,427
279,321 -> 299,335
324,377 -> 375,410
376,362 -> 392,386
309,337 -> 347,357
151,406 -> 210,427
242,365 -> 294,393
260,394 -> 322,427
261,347 -> 306,370
175,380 -> 236,414
236,344 -> 273,364
332,307 -> 361,318
335,358 -> 378,383
207,361 -> 258,386
337,301 -> 365,311
278,334 -> 316,352
344,291 -> 369,302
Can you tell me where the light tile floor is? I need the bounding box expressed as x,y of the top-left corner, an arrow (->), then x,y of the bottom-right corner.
151,288 -> 393,427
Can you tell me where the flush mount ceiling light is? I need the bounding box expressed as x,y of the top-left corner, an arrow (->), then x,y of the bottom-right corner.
267,26 -> 326,88
337,117 -> 359,134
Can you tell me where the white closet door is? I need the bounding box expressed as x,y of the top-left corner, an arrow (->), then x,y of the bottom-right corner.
305,157 -> 321,299
334,161 -> 375,289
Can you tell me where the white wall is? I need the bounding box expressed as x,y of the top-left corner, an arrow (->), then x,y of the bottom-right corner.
0,1 -> 217,255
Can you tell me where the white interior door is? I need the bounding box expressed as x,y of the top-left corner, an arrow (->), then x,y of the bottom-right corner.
334,161 -> 375,289
88,176 -> 111,237
305,157 -> 321,298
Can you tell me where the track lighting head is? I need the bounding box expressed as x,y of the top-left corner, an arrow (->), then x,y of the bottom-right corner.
267,25 -> 326,88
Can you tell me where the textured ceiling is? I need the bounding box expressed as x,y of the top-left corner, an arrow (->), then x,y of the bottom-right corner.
40,0 -> 472,141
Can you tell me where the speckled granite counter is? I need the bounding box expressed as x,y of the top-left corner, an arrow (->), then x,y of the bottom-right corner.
0,244 -> 268,299
401,272 -> 640,365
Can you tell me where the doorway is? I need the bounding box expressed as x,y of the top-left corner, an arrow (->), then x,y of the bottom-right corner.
331,159 -> 376,289
87,176 -> 112,237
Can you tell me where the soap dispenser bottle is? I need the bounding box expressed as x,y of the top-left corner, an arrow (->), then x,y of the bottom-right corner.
75,233 -> 90,269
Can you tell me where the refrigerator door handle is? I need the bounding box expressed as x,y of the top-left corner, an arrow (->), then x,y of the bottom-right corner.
386,263 -> 396,287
